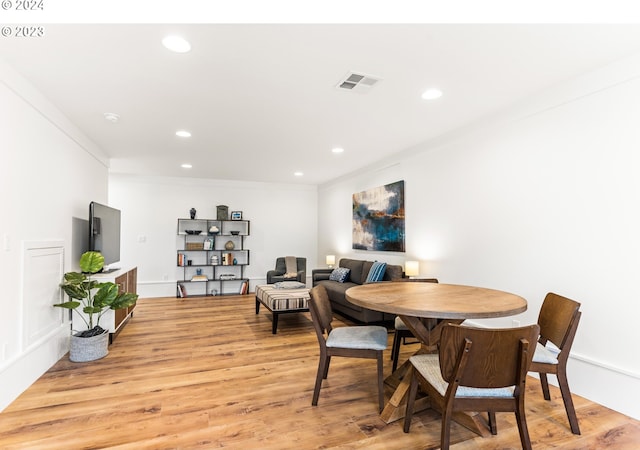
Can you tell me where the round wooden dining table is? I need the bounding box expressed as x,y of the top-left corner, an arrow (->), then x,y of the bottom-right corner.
346,281 -> 528,428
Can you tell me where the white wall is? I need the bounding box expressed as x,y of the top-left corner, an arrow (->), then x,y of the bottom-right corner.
318,54 -> 640,420
108,174 -> 318,298
0,60 -> 109,410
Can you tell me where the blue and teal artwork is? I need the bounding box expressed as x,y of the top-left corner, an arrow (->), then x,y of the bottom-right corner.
352,180 -> 405,252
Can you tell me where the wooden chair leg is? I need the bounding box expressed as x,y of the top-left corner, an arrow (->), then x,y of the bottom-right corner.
392,333 -> 403,372
539,372 -> 551,400
323,355 -> 331,379
391,331 -> 401,361
557,368 -> 581,434
441,407 -> 453,450
515,402 -> 533,450
377,351 -> 384,412
403,368 -> 420,433
312,354 -> 328,406
488,411 -> 497,435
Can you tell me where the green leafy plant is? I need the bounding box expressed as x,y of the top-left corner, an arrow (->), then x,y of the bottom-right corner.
54,251 -> 138,337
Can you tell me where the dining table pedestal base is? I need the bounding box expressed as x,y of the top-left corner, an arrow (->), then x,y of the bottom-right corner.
381,363 -> 491,438
381,316 -> 492,437
381,315 -> 464,424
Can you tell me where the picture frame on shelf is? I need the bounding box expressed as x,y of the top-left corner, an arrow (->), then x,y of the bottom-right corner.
216,205 -> 228,221
231,211 -> 243,220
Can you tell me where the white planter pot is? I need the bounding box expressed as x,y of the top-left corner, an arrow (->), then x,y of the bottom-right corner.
69,329 -> 109,362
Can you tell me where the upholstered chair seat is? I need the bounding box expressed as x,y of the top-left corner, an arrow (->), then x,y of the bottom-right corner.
410,354 -> 516,398
326,326 -> 388,351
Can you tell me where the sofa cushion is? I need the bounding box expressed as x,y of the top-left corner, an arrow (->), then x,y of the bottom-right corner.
362,261 -> 374,281
339,258 -> 366,284
383,263 -> 403,281
329,267 -> 350,282
365,261 -> 387,283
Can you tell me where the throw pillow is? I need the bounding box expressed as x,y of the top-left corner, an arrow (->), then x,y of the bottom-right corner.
366,261 -> 387,283
329,267 -> 350,283
273,281 -> 307,289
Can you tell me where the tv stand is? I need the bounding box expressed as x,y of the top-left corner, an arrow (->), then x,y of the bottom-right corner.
74,267 -> 137,343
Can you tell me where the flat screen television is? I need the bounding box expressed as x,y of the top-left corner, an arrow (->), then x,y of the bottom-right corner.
89,201 -> 121,271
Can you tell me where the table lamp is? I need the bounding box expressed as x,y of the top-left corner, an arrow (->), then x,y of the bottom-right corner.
326,255 -> 335,269
405,260 -> 419,279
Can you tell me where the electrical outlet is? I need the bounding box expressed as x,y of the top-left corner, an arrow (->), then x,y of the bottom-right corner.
512,320 -> 520,327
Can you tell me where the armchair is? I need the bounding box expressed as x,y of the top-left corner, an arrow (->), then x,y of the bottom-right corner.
266,257 -> 307,284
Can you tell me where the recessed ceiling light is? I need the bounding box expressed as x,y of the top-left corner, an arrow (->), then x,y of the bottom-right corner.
332,147 -> 344,154
103,112 -> 120,123
294,171 -> 304,177
162,35 -> 191,53
176,130 -> 191,138
181,163 -> 193,169
421,88 -> 443,100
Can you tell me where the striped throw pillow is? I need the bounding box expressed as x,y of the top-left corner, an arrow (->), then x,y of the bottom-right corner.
366,261 -> 387,283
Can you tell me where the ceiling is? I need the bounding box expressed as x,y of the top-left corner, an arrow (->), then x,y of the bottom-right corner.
3,24 -> 640,185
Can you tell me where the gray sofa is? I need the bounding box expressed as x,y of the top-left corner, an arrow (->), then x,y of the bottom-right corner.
312,258 -> 404,323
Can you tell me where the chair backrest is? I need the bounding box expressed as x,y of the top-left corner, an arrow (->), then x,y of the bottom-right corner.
537,292 -> 581,351
439,323 -> 540,389
309,285 -> 334,342
276,256 -> 307,271
275,257 -> 306,273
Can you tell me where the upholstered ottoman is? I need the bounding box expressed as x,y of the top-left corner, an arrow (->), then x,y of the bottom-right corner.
255,283 -> 310,334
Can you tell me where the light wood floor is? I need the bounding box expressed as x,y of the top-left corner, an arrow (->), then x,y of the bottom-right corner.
1,295 -> 639,449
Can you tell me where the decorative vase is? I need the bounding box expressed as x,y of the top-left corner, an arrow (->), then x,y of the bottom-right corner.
190,208 -> 196,219
225,240 -> 235,250
69,329 -> 109,362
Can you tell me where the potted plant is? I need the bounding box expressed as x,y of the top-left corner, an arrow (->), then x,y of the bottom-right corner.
54,251 -> 138,362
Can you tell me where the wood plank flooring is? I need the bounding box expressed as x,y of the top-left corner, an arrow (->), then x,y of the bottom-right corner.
1,295 -> 639,449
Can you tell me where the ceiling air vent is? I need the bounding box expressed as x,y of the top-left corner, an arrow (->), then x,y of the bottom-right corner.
336,72 -> 382,93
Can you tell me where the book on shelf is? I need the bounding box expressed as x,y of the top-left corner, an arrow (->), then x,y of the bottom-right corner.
203,238 -> 214,250
177,253 -> 188,266
177,283 -> 187,298
191,275 -> 208,282
239,280 -> 249,295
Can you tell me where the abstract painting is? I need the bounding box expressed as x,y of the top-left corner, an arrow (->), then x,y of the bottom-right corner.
352,180 -> 405,252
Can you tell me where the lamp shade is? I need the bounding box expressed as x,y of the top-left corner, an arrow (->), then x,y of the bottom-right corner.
326,255 -> 336,266
405,260 -> 419,277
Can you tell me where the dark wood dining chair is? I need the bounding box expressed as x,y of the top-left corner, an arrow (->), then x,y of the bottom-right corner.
308,285 -> 388,412
529,292 -> 582,434
391,278 -> 438,371
403,323 -> 540,450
